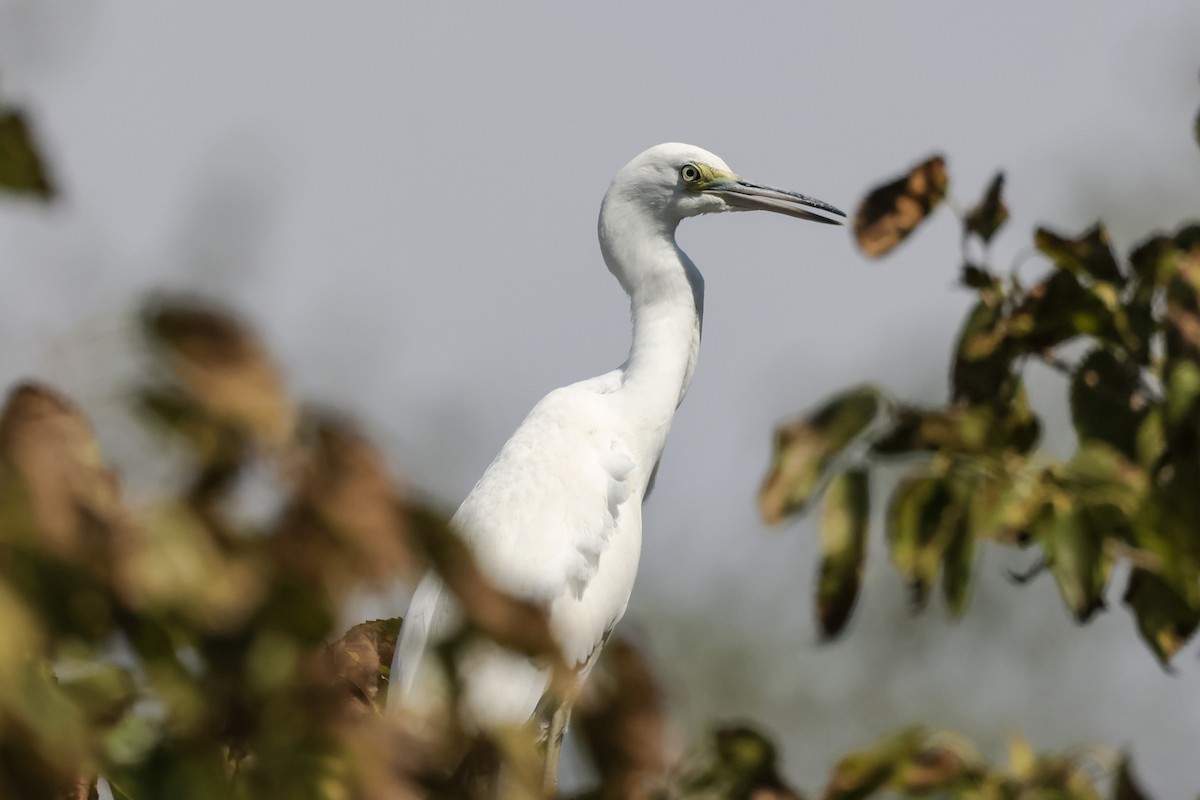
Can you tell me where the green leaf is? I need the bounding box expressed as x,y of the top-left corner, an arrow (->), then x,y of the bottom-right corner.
0,108 -> 54,199
1126,238 -> 1175,365
894,744 -> 974,795
816,470 -> 869,639
1177,222 -> 1200,253
1033,502 -> 1109,623
674,726 -> 802,800
1164,262 -> 1200,372
1063,442 -> 1147,521
823,728 -> 924,800
759,386 -> 881,523
1123,568 -> 1199,668
873,406 -> 960,455
964,172 -> 1008,244
886,473 -> 955,608
952,300 -> 1017,405
1009,268 -> 1112,351
1114,754 -> 1152,800
853,155 -> 948,258
1069,349 -> 1147,460
1034,223 -> 1124,286
960,263 -> 998,290
1001,382 -> 1042,454
940,516 -> 975,619
1164,360 -> 1200,430
57,661 -> 138,728
1126,225 -> 1200,365
1128,233 -> 1177,298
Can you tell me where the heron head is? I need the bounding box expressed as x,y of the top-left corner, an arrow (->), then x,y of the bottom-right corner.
606,142 -> 845,226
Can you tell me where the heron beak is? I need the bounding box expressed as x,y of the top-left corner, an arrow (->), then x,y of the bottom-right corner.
708,179 -> 846,225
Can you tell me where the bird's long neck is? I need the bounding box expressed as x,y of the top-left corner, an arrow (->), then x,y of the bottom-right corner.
598,198 -> 705,460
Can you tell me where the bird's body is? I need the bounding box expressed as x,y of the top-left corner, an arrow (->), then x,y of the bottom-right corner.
389,143 -> 842,752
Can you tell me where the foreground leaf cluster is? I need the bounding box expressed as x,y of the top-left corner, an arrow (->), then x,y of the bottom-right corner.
0,91 -> 1172,799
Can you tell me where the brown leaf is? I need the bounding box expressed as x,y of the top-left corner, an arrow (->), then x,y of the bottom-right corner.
0,382 -> 123,561
142,297 -> 295,445
276,415 -> 421,592
853,155 -> 948,258
0,108 -> 55,199
61,779 -> 99,800
328,617 -> 403,710
574,637 -> 667,799
964,172 -> 1008,244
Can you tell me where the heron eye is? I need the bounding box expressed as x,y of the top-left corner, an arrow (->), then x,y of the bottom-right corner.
680,164 -> 702,184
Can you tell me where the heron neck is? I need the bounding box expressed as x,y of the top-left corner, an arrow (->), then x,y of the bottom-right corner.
599,204 -> 704,442
627,254 -> 703,382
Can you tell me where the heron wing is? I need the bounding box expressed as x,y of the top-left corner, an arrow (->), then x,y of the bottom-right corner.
390,378 -> 637,725
452,380 -> 637,604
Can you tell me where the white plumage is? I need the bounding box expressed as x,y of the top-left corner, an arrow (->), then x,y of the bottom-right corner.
389,143 -> 843,743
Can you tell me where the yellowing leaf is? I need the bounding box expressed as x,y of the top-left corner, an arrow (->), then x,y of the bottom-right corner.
816,470 -> 869,639
1034,223 -> 1124,285
823,727 -> 923,800
1006,735 -> 1036,779
759,386 -> 881,523
114,504 -> 267,634
1033,503 -> 1109,623
886,473 -> 954,608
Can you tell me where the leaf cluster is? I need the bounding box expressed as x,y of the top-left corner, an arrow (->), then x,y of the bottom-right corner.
0,290 -> 580,798
761,141 -> 1200,670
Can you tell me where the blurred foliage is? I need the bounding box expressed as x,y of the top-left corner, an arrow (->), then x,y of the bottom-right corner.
762,111 -> 1200,677
0,104 -> 54,199
0,90 -> 1171,799
820,728 -> 1149,800
852,155 -> 947,258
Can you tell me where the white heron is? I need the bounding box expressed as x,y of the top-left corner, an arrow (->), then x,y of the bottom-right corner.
388,142 -> 843,786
